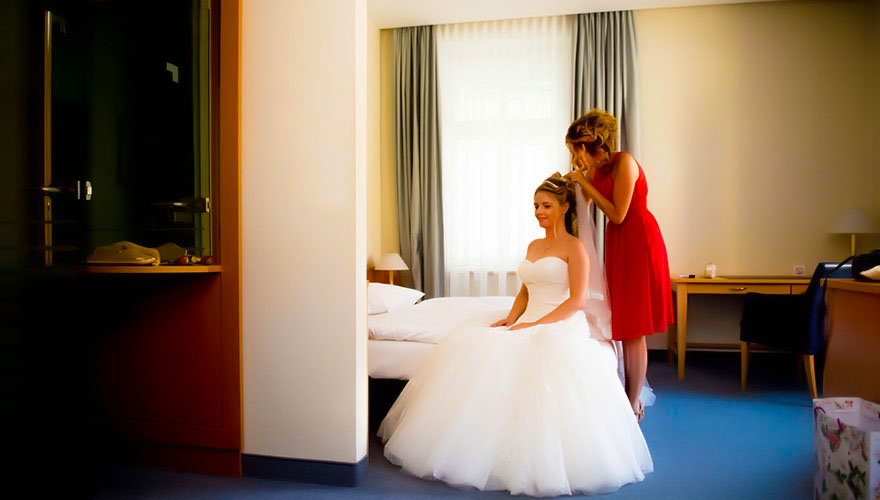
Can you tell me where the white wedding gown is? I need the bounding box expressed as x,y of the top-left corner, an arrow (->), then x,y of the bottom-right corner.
378,256 -> 653,497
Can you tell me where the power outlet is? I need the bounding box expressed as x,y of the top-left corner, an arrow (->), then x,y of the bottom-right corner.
793,265 -> 806,276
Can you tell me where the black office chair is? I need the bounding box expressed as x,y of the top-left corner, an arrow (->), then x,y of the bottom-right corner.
739,262 -> 852,398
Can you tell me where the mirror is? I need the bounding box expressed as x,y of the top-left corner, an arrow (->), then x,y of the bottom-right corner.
46,0 -> 216,264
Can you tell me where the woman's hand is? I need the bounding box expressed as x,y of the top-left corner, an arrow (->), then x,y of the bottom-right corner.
508,321 -> 536,331
567,166 -> 591,187
490,318 -> 513,328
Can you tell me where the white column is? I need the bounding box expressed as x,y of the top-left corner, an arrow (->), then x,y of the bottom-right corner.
242,0 -> 368,463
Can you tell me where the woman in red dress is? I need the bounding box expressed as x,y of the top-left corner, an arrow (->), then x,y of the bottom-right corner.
565,109 -> 673,421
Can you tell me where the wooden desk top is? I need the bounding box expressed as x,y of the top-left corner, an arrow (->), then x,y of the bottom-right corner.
672,276 -> 810,285
826,279 -> 880,295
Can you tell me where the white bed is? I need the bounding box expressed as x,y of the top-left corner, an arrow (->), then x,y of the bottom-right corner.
368,340 -> 434,380
368,295 -> 515,380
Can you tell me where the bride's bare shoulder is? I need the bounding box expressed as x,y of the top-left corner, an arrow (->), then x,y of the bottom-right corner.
526,238 -> 542,250
564,234 -> 588,257
563,232 -> 583,246
524,238 -> 542,256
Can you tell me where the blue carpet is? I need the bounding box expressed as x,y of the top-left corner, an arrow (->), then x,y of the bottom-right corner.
92,351 -> 814,499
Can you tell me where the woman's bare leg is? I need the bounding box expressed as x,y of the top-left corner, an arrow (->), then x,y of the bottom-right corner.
623,336 -> 648,415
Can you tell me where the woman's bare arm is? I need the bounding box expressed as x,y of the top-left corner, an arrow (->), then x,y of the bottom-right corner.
491,284 -> 529,327
573,152 -> 638,224
491,241 -> 535,327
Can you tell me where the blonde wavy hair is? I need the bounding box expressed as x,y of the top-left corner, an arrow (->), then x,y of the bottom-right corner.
535,176 -> 578,237
565,109 -> 619,156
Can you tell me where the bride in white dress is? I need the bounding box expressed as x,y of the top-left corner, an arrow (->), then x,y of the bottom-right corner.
378,176 -> 653,497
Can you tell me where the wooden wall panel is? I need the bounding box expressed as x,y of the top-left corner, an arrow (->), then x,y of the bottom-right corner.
91,274 -> 223,428
218,0 -> 243,458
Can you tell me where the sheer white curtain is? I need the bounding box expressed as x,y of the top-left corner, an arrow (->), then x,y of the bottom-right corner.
437,16 -> 573,297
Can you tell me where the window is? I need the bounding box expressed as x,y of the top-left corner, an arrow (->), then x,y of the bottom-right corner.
438,17 -> 573,296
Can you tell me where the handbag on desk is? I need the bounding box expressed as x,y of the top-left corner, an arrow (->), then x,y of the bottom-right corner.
828,250 -> 880,282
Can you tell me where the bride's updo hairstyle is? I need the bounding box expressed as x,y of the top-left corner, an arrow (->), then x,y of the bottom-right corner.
566,109 -> 619,156
535,176 -> 578,237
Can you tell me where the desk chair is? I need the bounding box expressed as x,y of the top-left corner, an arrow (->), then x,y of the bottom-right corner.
739,262 -> 852,398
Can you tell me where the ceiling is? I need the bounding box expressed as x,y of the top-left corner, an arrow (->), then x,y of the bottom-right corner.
368,0 -> 786,29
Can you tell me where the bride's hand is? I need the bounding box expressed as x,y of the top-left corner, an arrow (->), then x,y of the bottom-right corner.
490,318 -> 512,327
508,321 -> 536,331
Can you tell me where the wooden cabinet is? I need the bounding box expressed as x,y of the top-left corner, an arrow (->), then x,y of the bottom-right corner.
80,0 -> 242,476
86,271 -> 240,475
3,0 -> 239,489
823,279 -> 880,403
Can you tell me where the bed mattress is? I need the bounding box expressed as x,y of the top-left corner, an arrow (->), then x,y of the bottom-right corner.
369,339 -> 434,380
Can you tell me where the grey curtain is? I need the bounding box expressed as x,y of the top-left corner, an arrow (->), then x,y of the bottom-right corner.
572,11 -> 642,263
393,26 -> 445,298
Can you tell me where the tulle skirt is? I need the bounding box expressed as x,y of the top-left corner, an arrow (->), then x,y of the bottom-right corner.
378,310 -> 653,497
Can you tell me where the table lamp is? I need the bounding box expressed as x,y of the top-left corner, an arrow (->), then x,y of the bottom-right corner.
832,208 -> 880,256
375,253 -> 409,285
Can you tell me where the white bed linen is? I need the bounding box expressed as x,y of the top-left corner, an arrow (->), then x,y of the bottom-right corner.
369,340 -> 435,380
368,296 -> 514,344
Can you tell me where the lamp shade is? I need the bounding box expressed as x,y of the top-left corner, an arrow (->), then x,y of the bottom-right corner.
831,209 -> 880,234
375,253 -> 409,271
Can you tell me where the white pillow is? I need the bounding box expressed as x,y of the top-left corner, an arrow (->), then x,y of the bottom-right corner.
368,282 -> 424,313
368,293 -> 389,315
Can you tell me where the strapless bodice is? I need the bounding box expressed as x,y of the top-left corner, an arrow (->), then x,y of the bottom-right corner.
516,256 -> 570,324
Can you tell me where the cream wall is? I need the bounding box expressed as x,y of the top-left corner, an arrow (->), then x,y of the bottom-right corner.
380,30 -> 398,256
367,28 -> 399,262
242,0 -> 367,463
638,0 -> 879,278
367,22 -> 382,265
636,0 -> 879,347
872,0 -> 880,183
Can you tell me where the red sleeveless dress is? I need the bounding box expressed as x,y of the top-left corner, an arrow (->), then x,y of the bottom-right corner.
593,152 -> 673,340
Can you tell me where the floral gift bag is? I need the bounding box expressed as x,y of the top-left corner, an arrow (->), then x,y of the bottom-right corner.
813,397 -> 880,500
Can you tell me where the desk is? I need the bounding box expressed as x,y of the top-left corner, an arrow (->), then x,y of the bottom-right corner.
670,277 -> 810,380
823,279 -> 880,403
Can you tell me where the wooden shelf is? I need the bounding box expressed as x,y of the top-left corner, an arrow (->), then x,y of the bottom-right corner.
86,265 -> 222,274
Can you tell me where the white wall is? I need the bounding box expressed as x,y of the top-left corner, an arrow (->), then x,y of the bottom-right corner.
369,0 -> 783,29
242,0 -> 367,463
